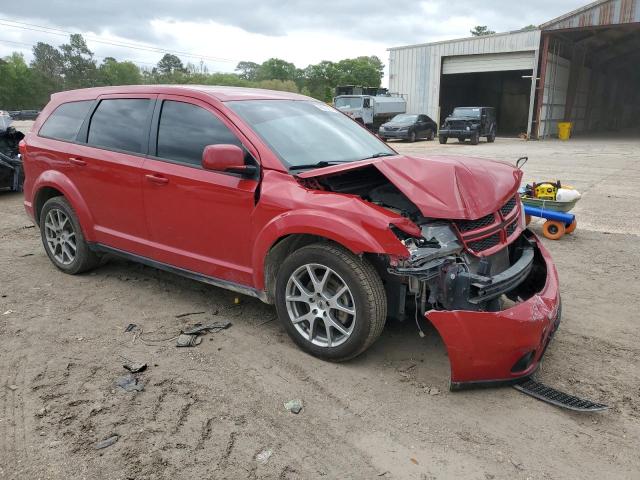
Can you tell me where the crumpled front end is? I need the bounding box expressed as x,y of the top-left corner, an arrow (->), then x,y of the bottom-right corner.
427,234 -> 560,388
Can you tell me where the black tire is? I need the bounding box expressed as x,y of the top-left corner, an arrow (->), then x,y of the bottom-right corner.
438,135 -> 448,144
457,137 -> 466,143
470,132 -> 479,145
407,130 -> 416,143
487,132 -> 496,143
40,196 -> 99,275
426,129 -> 434,141
275,243 -> 387,362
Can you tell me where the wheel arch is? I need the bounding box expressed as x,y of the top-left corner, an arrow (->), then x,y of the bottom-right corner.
32,170 -> 95,240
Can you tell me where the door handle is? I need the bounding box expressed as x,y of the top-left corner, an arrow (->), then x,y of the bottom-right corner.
145,174 -> 169,185
68,157 -> 86,166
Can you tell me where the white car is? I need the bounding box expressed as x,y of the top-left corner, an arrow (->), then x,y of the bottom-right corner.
0,110 -> 13,132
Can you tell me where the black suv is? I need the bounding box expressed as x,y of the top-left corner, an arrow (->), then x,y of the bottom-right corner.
378,114 -> 437,142
439,107 -> 496,145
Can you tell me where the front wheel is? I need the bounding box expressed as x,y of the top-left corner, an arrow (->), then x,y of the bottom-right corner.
439,135 -> 448,144
275,243 -> 387,362
470,132 -> 480,145
407,130 -> 416,143
426,129 -> 435,141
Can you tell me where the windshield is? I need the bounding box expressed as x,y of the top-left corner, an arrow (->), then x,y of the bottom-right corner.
334,97 -> 363,109
452,107 -> 481,118
390,114 -> 417,123
228,100 -> 395,169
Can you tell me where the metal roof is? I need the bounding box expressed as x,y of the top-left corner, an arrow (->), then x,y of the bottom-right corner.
541,0 -> 640,30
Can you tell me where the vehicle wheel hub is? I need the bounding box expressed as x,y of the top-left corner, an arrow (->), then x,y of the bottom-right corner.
44,208 -> 77,265
285,263 -> 356,348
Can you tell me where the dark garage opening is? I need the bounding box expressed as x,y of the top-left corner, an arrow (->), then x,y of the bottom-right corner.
439,70 -> 533,136
538,24 -> 640,138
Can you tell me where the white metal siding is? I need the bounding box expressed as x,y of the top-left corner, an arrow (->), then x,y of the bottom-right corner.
388,30 -> 541,122
442,51 -> 536,74
539,53 -> 570,138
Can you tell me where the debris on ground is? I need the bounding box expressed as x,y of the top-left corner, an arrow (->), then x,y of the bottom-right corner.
182,321 -> 232,335
94,435 -> 119,450
8,384 -> 18,391
428,387 -> 441,396
35,407 -> 48,417
122,361 -> 147,373
2,310 -> 13,315
284,399 -> 303,414
175,311 -> 206,319
255,448 -> 273,464
115,374 -> 144,392
124,323 -> 137,333
176,333 -> 202,347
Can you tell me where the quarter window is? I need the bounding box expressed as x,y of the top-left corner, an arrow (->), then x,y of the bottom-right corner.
39,100 -> 93,141
87,99 -> 151,154
156,100 -> 241,166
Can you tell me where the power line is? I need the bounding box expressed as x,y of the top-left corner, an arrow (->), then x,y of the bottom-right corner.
0,39 -> 159,67
0,18 -> 235,63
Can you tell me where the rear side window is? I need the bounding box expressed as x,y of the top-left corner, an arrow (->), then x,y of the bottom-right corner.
87,99 -> 151,154
39,101 -> 93,141
156,100 -> 241,166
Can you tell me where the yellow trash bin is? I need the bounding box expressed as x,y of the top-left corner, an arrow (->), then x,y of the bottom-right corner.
557,122 -> 572,140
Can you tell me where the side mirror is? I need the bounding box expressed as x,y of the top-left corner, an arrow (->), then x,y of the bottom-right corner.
202,144 -> 257,177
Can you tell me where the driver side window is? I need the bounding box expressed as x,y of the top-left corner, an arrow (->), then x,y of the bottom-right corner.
156,100 -> 242,167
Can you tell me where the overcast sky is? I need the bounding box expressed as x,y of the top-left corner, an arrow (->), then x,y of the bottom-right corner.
0,1 -> 586,82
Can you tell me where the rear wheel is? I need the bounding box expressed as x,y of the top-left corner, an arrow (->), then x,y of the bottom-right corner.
40,196 -> 99,274
470,132 -> 480,145
487,132 -> 496,143
439,135 -> 448,144
457,137 -> 466,143
426,129 -> 435,141
275,243 -> 387,362
565,219 -> 577,234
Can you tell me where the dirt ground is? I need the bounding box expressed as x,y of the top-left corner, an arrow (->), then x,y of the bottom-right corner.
1,124 -> 639,479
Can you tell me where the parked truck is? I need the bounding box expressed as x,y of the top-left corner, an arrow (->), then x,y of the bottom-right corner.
333,86 -> 407,131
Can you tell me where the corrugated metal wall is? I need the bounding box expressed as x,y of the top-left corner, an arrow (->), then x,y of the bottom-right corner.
541,0 -> 640,30
442,52 -> 535,74
388,30 -> 541,121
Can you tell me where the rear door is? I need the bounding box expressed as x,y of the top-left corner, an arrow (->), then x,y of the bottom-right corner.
72,94 -> 156,253
141,95 -> 259,286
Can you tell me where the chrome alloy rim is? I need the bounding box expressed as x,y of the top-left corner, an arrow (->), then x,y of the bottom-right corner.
285,264 -> 356,347
44,208 -> 76,265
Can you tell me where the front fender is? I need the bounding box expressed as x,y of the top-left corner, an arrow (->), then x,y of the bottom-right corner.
251,209 -> 408,290
30,170 -> 96,241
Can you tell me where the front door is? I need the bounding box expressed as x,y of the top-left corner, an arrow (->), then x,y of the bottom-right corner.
141,96 -> 259,286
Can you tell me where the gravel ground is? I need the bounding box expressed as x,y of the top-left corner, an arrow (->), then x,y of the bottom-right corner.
1,124 -> 639,479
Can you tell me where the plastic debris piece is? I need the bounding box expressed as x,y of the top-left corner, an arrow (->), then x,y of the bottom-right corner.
284,399 -> 303,414
95,435 -> 119,450
175,311 -> 206,319
176,334 -> 202,347
124,323 -> 136,333
123,361 -> 147,373
115,374 -> 144,392
256,448 -> 273,464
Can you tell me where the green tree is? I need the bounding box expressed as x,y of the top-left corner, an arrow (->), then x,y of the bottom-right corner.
253,79 -> 299,93
470,26 -> 496,36
98,57 -> 142,85
303,60 -> 339,102
257,58 -> 297,82
235,61 -> 260,81
0,53 -> 41,109
59,34 -> 97,89
155,53 -> 186,76
335,56 -> 384,87
31,42 -> 64,80
520,24 -> 538,31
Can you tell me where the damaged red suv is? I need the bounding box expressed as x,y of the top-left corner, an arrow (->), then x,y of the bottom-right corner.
21,86 -> 561,388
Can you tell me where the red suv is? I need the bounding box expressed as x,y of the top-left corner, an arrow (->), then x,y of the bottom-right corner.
21,86 -> 561,388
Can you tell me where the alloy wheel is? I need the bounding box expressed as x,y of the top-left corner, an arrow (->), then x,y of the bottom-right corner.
44,208 -> 77,265
285,263 -> 356,348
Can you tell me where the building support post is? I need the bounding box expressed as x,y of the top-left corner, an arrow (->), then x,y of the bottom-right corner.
527,47 -> 540,139
534,34 -> 550,139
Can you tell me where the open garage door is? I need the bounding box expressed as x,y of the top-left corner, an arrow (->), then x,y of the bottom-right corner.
442,52 -> 536,74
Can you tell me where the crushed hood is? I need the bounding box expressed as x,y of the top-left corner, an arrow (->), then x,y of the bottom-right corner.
297,155 -> 522,220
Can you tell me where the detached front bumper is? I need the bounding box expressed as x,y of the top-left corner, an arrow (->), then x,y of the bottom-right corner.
426,234 -> 561,389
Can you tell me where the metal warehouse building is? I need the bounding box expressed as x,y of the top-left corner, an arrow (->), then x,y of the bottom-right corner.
388,0 -> 640,138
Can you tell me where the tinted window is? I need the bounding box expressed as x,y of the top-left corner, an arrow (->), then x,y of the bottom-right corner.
156,101 -> 241,166
39,101 -> 93,141
88,99 -> 150,154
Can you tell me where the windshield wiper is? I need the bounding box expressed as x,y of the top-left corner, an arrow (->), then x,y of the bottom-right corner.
289,160 -> 351,171
360,152 -> 395,160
